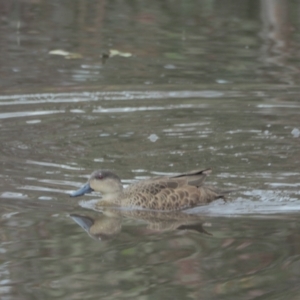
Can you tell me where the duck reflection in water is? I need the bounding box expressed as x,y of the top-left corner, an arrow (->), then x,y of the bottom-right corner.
70,209 -> 212,241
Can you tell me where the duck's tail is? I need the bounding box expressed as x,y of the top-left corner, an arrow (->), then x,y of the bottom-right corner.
202,186 -> 240,203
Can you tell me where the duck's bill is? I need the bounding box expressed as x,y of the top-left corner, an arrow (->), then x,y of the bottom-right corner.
70,183 -> 94,197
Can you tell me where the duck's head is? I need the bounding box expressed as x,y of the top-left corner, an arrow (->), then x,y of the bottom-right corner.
70,170 -> 123,197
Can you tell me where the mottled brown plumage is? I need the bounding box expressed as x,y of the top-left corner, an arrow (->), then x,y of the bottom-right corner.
70,168 -> 229,211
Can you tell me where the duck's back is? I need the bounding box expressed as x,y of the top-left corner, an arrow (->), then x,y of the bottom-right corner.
121,169 -> 225,210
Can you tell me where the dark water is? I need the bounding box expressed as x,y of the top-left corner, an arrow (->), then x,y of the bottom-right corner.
1,1 -> 300,299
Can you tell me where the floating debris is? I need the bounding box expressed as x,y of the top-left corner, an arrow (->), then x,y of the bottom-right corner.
49,50 -> 82,59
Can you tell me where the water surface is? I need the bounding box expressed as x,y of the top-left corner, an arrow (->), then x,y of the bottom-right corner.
1,1 -> 300,299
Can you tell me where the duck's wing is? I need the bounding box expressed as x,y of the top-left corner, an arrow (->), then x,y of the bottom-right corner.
125,168 -> 211,197
170,168 -> 212,186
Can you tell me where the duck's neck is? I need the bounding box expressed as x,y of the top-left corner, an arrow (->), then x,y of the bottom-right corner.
102,192 -> 122,204
101,189 -> 124,205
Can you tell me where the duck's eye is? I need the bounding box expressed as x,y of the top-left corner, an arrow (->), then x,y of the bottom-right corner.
95,174 -> 103,180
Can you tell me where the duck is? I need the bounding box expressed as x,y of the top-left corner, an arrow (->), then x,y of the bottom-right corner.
70,168 -> 229,211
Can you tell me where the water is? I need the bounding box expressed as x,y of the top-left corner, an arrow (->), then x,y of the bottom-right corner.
1,1 -> 300,299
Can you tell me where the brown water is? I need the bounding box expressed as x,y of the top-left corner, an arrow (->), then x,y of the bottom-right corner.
1,1 -> 300,299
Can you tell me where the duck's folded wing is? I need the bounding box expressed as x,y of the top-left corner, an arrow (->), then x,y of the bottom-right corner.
170,168 -> 211,187
125,168 -> 212,197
